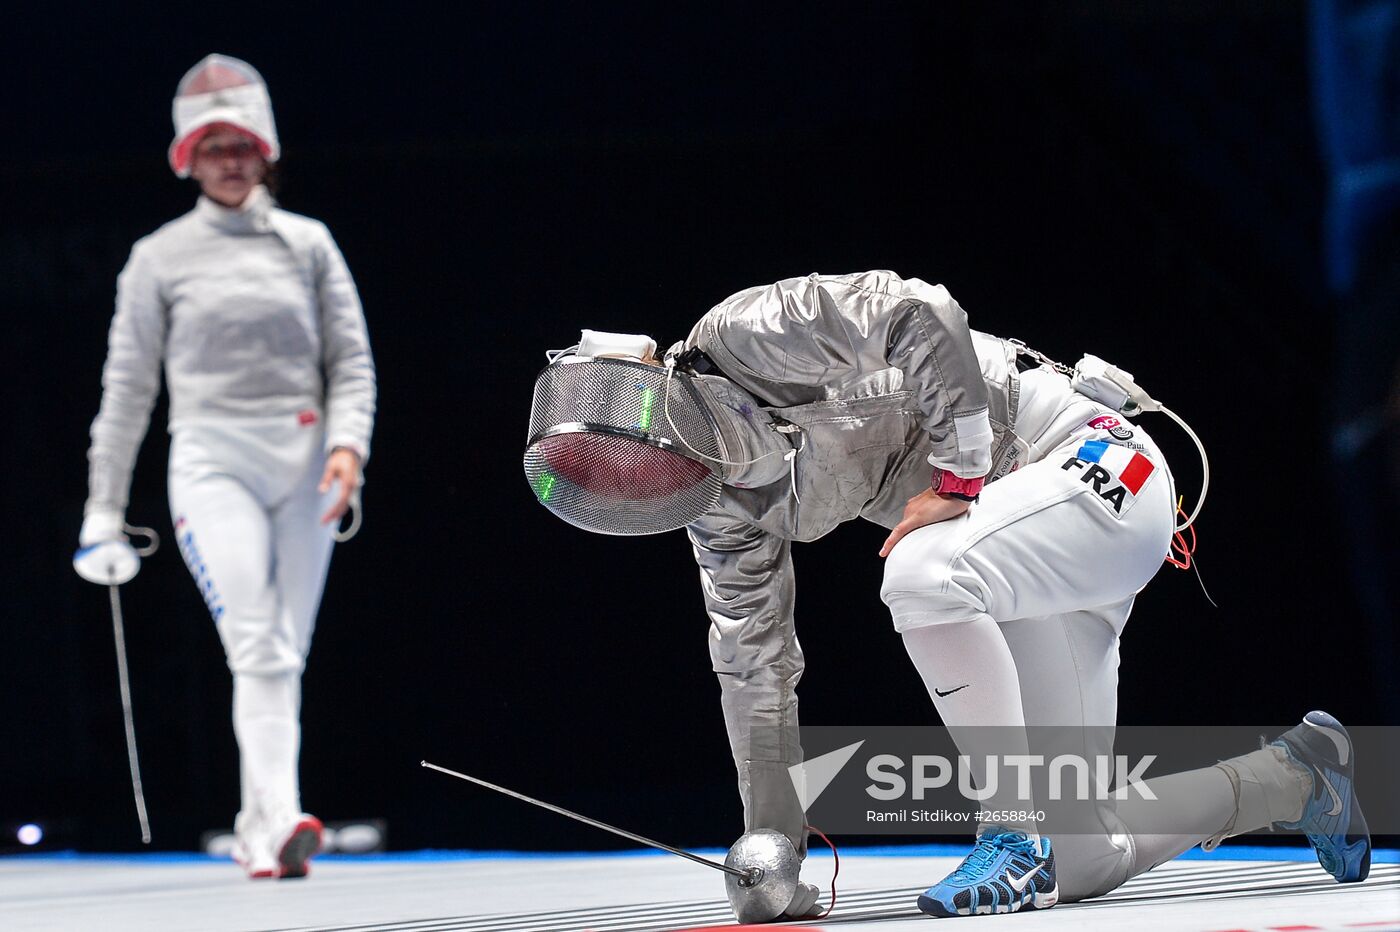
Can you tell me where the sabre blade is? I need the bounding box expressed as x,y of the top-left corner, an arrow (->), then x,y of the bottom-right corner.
109,583 -> 151,844
420,760 -> 749,879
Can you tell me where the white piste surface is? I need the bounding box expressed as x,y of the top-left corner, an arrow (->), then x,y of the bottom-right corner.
0,850 -> 1395,932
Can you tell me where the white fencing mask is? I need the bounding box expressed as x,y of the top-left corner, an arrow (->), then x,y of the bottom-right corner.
168,54 -> 280,178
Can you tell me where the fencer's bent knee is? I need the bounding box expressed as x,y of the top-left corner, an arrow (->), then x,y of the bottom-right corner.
1052,829 -> 1135,902
880,536 -> 989,632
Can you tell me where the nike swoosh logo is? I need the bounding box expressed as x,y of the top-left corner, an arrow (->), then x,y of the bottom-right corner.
1305,720 -> 1351,765
1006,863 -> 1044,893
935,684 -> 969,698
1318,770 -> 1344,818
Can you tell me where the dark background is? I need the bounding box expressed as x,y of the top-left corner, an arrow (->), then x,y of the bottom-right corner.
2,2 -> 1396,854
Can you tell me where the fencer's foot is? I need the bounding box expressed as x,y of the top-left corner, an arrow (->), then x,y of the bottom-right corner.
270,812 -> 324,879
234,810 -> 324,880
232,812 -> 279,880
1269,711 -> 1371,883
917,829 -> 1058,918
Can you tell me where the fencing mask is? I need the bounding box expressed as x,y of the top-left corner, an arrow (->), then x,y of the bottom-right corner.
168,54 -> 280,178
524,332 -> 793,535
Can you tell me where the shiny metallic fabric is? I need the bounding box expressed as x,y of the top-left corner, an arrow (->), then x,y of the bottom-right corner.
684,272 -> 1023,858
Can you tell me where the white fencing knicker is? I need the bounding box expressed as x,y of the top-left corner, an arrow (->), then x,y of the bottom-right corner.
880,371 -> 1306,900
167,413 -> 338,822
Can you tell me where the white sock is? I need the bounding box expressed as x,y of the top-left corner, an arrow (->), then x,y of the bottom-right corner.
233,671 -> 303,821
1116,745 -> 1309,877
1207,746 -> 1310,845
903,618 -> 1038,841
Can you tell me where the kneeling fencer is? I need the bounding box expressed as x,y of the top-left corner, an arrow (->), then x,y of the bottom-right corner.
525,271 -> 1371,921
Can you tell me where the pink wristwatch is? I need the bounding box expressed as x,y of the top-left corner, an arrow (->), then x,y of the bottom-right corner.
931,468 -> 984,501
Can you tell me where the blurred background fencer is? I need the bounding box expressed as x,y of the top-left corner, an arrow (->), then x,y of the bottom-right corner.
77,54 -> 376,879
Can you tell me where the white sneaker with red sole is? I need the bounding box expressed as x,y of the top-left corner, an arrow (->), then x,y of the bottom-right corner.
233,810 -> 324,880
273,813 -> 324,879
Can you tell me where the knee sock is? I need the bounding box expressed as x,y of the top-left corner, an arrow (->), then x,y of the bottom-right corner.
233,671 -> 303,820
1116,745 -> 1310,877
903,618 -> 1038,840
1206,746 -> 1310,846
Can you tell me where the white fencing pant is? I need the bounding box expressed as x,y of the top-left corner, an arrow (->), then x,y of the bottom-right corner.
168,415 -> 337,820
881,418 -> 1194,900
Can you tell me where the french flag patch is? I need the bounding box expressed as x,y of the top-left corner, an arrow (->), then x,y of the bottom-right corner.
1077,440 -> 1154,493
1061,440 -> 1158,515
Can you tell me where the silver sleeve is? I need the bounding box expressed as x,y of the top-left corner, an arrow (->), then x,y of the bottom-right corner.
688,510 -> 808,856
316,228 -> 377,463
701,270 -> 993,478
85,242 -> 167,515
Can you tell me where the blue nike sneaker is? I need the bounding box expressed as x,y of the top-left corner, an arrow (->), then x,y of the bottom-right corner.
1269,710 -> 1371,883
917,829 -> 1058,918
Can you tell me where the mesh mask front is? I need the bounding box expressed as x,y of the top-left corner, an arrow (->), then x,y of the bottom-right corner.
524,357 -> 724,535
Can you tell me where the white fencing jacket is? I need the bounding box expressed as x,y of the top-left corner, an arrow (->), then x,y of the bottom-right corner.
86,186 -> 376,516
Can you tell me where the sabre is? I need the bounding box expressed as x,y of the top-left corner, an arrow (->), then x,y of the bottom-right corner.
74,524 -> 160,844
420,760 -> 758,883
108,580 -> 151,845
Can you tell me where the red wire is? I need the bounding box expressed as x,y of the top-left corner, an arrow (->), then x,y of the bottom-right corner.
804,823 -> 839,920
1165,505 -> 1197,570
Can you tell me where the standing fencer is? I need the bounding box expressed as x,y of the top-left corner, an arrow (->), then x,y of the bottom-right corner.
79,54 -> 376,878
525,271 -> 1369,921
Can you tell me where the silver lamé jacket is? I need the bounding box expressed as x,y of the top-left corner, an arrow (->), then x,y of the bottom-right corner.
682,270 -> 1034,854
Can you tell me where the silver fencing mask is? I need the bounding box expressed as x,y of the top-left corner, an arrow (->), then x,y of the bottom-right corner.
525,355 -> 725,535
